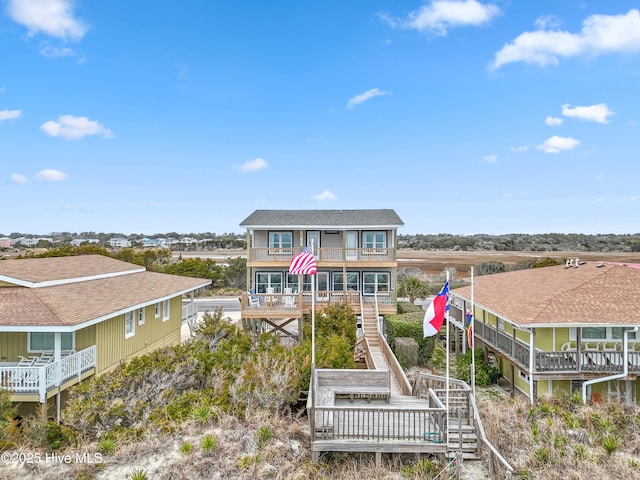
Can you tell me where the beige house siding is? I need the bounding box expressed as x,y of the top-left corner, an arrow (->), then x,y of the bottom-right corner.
0,332 -> 28,360
95,297 -> 183,374
75,325 -> 96,351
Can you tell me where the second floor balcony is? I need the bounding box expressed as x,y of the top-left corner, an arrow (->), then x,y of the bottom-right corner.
449,305 -> 640,377
247,247 -> 396,266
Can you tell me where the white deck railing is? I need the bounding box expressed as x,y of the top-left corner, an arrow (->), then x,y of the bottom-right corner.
0,345 -> 97,402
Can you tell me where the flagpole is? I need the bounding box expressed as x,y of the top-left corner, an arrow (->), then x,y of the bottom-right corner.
311,238 -> 316,367
445,270 -> 450,450
470,267 -> 476,399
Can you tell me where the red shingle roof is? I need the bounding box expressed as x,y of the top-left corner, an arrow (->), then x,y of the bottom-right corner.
451,262 -> 640,327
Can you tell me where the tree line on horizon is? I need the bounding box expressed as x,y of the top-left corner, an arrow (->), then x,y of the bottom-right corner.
400,232 -> 640,253
4,232 -> 640,253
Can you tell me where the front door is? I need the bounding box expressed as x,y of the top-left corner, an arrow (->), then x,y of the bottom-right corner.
346,231 -> 358,261
308,231 -> 320,258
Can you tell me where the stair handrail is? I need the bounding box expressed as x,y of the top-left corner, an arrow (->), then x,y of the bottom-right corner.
414,373 -> 513,479
467,386 -> 514,480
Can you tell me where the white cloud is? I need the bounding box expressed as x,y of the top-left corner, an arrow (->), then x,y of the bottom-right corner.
545,116 -> 563,126
10,173 -> 27,183
534,15 -> 561,30
491,9 -> 640,69
562,103 -> 614,124
386,0 -> 500,36
39,43 -> 77,59
239,158 -> 268,172
536,135 -> 580,153
8,0 -> 87,41
510,145 -> 530,152
483,154 -> 497,163
36,169 -> 68,181
0,109 -> 22,121
40,115 -> 113,140
314,190 -> 337,202
346,88 -> 388,109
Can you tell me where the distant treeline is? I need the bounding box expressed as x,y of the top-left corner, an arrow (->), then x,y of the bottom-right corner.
398,233 -> 640,253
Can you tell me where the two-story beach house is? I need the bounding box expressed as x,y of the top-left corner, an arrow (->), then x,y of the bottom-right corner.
238,209 -> 404,340
0,255 -> 210,417
448,261 -> 640,404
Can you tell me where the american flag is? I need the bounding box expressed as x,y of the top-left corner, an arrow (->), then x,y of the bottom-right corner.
289,245 -> 317,275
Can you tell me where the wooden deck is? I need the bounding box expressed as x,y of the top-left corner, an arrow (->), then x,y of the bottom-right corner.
310,369 -> 448,460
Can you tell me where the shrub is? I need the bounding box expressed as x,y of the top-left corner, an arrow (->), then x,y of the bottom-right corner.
454,347 -> 500,386
200,434 -> 217,454
180,441 -> 193,455
386,312 -> 435,367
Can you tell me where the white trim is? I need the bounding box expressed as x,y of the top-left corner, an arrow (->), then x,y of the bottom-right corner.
138,307 -> 145,325
125,311 -> 135,338
154,302 -> 160,319
241,223 -> 401,230
0,267 -> 145,289
162,299 -> 170,322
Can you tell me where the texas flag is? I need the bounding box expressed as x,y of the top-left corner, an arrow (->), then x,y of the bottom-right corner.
423,281 -> 450,337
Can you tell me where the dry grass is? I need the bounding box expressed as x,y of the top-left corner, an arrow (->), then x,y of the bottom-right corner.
477,389 -> 640,479
397,249 -> 640,276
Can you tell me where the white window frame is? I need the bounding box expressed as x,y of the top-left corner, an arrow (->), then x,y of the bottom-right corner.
333,272 -> 359,292
154,302 -> 160,319
569,327 -> 637,342
268,231 -> 293,255
162,299 -> 170,322
138,307 -> 145,325
125,311 -> 135,338
362,272 -> 390,295
363,231 -> 386,249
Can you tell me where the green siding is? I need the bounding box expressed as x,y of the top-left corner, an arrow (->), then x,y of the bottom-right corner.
535,329 -> 554,351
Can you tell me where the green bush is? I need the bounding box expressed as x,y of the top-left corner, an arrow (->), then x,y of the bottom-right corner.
454,347 -> 500,386
386,312 -> 435,367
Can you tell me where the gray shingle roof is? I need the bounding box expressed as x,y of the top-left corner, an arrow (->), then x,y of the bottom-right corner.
451,262 -> 640,327
239,209 -> 404,228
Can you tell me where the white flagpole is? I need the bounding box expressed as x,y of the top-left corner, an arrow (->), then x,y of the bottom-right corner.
311,238 -> 316,367
445,270 -> 450,448
470,267 -> 476,398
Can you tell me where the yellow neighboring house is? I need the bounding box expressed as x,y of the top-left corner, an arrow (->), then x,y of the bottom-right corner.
0,255 -> 210,415
449,261 -> 640,404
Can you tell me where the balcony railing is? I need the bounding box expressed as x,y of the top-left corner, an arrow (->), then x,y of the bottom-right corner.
241,291 -> 397,316
248,247 -> 395,263
470,319 -> 640,375
0,345 -> 97,402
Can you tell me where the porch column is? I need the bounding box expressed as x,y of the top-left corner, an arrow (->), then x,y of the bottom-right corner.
529,328 -> 535,403
54,332 -> 62,421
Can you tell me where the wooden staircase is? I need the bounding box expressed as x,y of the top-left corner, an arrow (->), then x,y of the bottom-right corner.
444,391 -> 480,460
361,304 -> 379,345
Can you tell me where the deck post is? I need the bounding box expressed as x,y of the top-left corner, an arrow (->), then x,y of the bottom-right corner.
375,451 -> 381,467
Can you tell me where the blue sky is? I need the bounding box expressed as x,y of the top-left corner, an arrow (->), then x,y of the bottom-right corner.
1,0 -> 640,236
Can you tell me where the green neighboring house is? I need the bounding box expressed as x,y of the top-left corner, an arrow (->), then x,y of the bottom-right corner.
449,260 -> 640,404
0,255 -> 210,416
